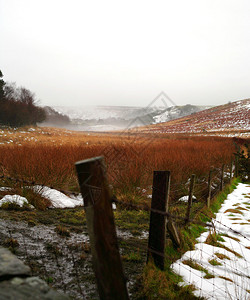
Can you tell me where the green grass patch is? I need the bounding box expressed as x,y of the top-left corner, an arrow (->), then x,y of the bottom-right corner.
210,179 -> 239,214
136,261 -> 203,300
209,259 -> 222,266
183,259 -> 215,279
122,250 -> 143,262
114,209 -> 149,233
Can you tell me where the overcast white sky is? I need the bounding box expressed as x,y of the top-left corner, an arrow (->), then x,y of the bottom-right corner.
1,0 -> 250,107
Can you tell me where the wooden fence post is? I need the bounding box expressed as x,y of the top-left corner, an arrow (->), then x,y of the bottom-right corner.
185,174 -> 195,224
230,160 -> 234,182
147,171 -> 170,270
207,170 -> 212,208
220,164 -> 225,191
75,156 -> 129,300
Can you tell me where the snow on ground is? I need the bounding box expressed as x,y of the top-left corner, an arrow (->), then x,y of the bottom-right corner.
172,183 -> 250,299
33,185 -> 84,208
0,185 -> 117,209
178,195 -> 197,202
0,194 -> 34,209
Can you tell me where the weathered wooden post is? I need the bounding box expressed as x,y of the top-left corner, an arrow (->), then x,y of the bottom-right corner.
220,164 -> 225,191
229,160 -> 234,182
147,171 -> 170,270
185,174 -> 195,224
75,156 -> 129,300
207,170 -> 212,208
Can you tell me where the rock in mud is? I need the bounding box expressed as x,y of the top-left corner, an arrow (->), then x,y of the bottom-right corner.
0,247 -> 30,279
0,276 -> 70,299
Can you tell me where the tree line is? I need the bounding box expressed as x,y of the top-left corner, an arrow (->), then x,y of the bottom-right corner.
0,70 -> 46,127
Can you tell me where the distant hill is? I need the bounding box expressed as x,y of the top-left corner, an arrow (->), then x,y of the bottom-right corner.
152,104 -> 210,124
41,106 -> 70,126
136,99 -> 250,137
43,104 -> 209,131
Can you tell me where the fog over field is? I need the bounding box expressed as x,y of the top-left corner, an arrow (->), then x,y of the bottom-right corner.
41,104 -> 210,131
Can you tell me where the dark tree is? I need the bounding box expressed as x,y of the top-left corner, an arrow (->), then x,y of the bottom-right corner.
0,70 -> 5,101
0,76 -> 46,127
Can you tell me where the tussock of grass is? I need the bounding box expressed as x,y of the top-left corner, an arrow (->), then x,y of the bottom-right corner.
205,232 -> 243,258
215,252 -> 231,260
55,225 -> 70,237
224,208 -> 243,215
209,259 -> 222,266
183,259 -> 215,279
221,233 -> 240,242
235,206 -> 248,211
205,232 -> 225,244
137,261 -> 202,300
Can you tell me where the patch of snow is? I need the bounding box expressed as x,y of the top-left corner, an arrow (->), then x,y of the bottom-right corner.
172,183 -> 250,299
0,187 -> 12,192
33,186 -> 83,208
178,195 -> 197,202
0,194 -> 34,209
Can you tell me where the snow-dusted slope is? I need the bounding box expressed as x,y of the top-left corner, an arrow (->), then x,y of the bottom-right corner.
138,99 -> 250,135
153,105 -> 210,124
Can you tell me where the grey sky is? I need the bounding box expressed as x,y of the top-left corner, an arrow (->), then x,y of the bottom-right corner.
1,0 -> 250,107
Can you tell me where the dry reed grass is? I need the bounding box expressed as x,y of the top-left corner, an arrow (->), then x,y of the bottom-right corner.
0,127 -> 236,200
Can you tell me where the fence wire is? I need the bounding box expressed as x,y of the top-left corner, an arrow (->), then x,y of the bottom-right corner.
1,162 -> 249,300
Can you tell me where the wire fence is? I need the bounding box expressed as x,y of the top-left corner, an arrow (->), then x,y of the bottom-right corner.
0,158 -> 250,299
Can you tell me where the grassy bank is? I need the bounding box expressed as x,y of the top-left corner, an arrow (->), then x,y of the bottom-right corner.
136,178 -> 240,300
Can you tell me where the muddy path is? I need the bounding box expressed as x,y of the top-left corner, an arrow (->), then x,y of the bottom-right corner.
0,208 -> 149,299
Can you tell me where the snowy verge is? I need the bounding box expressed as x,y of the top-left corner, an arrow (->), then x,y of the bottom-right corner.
171,183 -> 250,299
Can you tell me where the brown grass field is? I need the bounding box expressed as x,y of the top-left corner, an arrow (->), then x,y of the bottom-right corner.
0,126 -> 247,299
0,126 -> 239,208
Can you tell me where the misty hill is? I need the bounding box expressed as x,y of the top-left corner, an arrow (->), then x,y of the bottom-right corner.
137,98 -> 250,136
42,104 -> 209,131
41,106 -> 70,126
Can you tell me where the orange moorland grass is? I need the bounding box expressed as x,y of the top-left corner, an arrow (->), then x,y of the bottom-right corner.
0,127 -> 236,200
